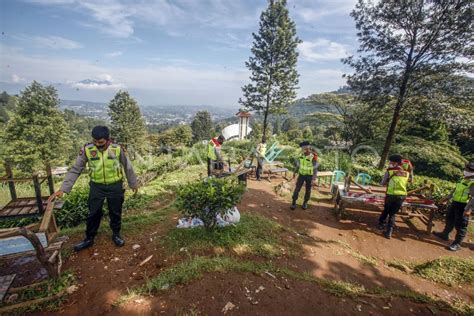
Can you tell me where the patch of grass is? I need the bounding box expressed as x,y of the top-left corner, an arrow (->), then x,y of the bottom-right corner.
117,256 -> 473,315
0,272 -> 76,314
164,213 -> 297,257
387,257 -> 474,287
412,257 -> 474,286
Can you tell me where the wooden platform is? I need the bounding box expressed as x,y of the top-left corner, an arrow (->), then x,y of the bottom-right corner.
0,199 -> 64,219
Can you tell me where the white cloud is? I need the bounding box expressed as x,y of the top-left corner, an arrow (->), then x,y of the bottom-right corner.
13,34 -> 82,49
105,51 -> 123,57
79,1 -> 135,38
299,39 -> 349,61
11,74 -> 27,83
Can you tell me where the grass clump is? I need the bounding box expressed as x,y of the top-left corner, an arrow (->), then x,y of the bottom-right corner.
0,272 -> 76,313
164,213 -> 295,257
412,256 -> 474,286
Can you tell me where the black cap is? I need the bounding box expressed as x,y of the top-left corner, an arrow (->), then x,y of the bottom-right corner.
91,126 -> 110,140
389,154 -> 403,163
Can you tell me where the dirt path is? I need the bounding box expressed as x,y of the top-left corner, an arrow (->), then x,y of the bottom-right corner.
242,180 -> 473,303
30,178 -> 472,315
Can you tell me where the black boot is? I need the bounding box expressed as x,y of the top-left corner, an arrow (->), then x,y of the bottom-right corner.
302,202 -> 308,210
383,227 -> 393,239
112,234 -> 125,247
290,200 -> 296,211
74,238 -> 94,252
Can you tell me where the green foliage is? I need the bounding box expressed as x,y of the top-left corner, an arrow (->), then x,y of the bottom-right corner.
413,257 -> 474,287
2,81 -> 71,172
152,125 -> 193,151
392,136 -> 466,181
191,110 -> 213,143
344,0 -> 472,168
165,213 -> 290,257
108,90 -> 147,157
56,185 -> 90,228
239,0 -> 301,139
175,177 -> 245,229
281,117 -> 298,132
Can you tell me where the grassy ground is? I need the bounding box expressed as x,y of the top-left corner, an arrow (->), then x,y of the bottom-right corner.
118,255 -> 473,315
388,257 -> 474,287
0,272 -> 76,314
163,213 -> 299,257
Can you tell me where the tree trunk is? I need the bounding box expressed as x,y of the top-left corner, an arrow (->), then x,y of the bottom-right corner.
262,93 -> 270,142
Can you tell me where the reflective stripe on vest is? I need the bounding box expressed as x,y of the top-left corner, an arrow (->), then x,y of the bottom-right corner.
452,179 -> 474,203
85,144 -> 123,184
299,154 -> 314,176
207,138 -> 219,160
386,169 -> 409,196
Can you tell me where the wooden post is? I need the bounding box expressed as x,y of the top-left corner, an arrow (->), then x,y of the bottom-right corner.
5,163 -> 17,201
32,174 -> 44,214
45,163 -> 54,195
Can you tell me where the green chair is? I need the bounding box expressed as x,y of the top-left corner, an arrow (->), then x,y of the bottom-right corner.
263,142 -> 284,164
355,173 -> 372,185
331,170 -> 346,184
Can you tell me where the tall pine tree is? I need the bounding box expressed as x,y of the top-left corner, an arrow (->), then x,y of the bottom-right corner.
2,81 -> 70,172
344,0 -> 473,169
108,90 -> 147,157
239,0 -> 300,141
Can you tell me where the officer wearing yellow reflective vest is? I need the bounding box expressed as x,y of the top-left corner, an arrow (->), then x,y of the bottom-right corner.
255,136 -> 267,181
207,135 -> 225,177
378,154 -> 409,239
290,141 -> 319,210
433,161 -> 474,251
51,126 -> 138,251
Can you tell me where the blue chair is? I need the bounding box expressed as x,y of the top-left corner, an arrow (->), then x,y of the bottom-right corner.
331,170 -> 346,184
355,173 -> 372,185
263,142 -> 284,163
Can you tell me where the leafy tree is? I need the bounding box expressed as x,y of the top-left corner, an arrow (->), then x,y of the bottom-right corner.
2,81 -> 70,171
344,0 -> 473,169
191,110 -> 213,142
281,117 -> 298,132
155,125 -> 193,151
108,91 -> 147,157
302,126 -> 313,139
273,116 -> 282,135
239,0 -> 301,141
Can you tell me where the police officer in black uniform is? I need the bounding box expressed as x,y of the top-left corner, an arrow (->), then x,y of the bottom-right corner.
51,126 -> 138,251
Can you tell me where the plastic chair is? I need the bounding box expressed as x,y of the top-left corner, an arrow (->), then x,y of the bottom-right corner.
355,173 -> 372,185
263,142 -> 284,163
331,170 -> 346,184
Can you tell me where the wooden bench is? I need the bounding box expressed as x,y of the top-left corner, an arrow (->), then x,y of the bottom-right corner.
267,167 -> 289,181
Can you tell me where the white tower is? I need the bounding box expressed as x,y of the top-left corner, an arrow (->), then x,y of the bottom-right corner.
237,111 -> 251,140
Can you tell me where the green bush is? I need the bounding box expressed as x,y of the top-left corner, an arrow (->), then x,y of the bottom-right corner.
175,177 -> 245,230
56,185 -> 90,228
392,136 -> 466,181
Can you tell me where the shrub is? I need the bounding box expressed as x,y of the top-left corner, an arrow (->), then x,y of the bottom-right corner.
56,185 -> 90,228
175,177 -> 245,230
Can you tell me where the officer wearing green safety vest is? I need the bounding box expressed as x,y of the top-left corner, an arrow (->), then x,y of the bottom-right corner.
51,126 -> 138,252
207,135 -> 225,176
433,161 -> 474,251
255,136 -> 267,181
378,154 -> 409,239
290,141 -> 319,210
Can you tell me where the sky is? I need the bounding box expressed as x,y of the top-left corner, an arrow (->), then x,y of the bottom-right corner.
0,0 -> 359,107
